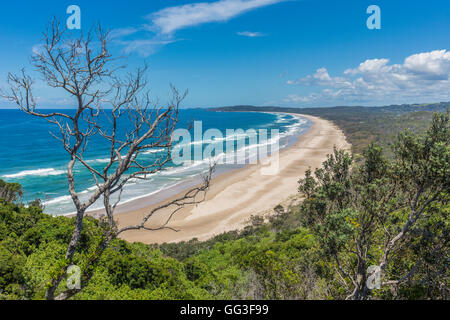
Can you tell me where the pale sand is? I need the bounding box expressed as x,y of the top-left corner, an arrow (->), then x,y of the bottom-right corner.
116,114 -> 351,244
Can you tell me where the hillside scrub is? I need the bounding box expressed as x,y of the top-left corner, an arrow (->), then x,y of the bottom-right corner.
0,112 -> 448,300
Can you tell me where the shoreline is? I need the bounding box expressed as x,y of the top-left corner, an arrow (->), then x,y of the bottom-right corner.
82,112 -> 308,217
114,113 -> 350,244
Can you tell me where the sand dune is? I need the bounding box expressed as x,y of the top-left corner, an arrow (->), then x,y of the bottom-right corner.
116,114 -> 350,244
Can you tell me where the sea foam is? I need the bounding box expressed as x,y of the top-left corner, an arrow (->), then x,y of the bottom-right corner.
2,168 -> 66,179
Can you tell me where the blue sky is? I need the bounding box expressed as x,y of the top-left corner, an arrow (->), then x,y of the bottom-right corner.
0,0 -> 449,108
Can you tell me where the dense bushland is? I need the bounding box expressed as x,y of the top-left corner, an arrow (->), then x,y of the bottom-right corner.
0,111 -> 448,300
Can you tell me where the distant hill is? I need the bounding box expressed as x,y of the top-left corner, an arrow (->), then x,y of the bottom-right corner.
209,102 -> 450,156
209,102 -> 450,114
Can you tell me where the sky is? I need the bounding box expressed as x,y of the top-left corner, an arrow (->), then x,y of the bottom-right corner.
0,0 -> 449,108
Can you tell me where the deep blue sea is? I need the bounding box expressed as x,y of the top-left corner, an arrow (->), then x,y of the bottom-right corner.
0,109 -> 310,215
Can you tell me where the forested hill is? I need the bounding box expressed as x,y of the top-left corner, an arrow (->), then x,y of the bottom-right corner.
209,102 -> 450,114
209,103 -> 450,155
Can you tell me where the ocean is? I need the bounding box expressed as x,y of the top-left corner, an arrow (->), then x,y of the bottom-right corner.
0,109 -> 311,215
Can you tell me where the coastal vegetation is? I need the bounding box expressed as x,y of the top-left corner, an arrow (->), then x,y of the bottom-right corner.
0,110 -> 448,300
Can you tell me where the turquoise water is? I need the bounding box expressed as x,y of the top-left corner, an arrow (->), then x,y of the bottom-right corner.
0,109 -> 310,215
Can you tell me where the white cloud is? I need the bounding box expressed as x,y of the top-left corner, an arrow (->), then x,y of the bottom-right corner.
32,44 -> 45,55
237,31 -> 265,37
403,50 -> 450,80
147,0 -> 284,35
285,50 -> 450,105
115,39 -> 177,57
109,27 -> 140,40
344,58 -> 391,75
109,0 -> 282,56
288,67 -> 351,88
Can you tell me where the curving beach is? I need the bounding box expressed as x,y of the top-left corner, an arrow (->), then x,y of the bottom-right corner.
116,114 -> 350,244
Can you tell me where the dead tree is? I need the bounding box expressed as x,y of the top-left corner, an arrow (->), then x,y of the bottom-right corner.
1,19 -> 214,300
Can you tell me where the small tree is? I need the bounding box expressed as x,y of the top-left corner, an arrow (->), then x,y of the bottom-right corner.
298,113 -> 449,300
0,179 -> 23,203
1,19 -> 213,300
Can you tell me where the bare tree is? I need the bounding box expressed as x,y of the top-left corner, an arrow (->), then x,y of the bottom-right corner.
1,19 -> 214,300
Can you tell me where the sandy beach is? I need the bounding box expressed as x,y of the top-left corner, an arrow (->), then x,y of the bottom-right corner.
116,114 -> 350,244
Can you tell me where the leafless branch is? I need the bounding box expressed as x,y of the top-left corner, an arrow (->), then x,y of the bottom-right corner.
1,19 -> 213,300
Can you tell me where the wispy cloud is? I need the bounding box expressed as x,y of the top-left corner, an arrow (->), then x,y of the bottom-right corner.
237,31 -> 265,37
108,0 -> 283,57
32,44 -> 44,55
109,27 -> 141,40
115,39 -> 178,57
147,0 -> 284,35
284,50 -> 450,105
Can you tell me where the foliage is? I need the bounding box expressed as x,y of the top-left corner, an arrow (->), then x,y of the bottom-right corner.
0,111 -> 448,300
0,180 -> 23,203
297,112 -> 449,299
